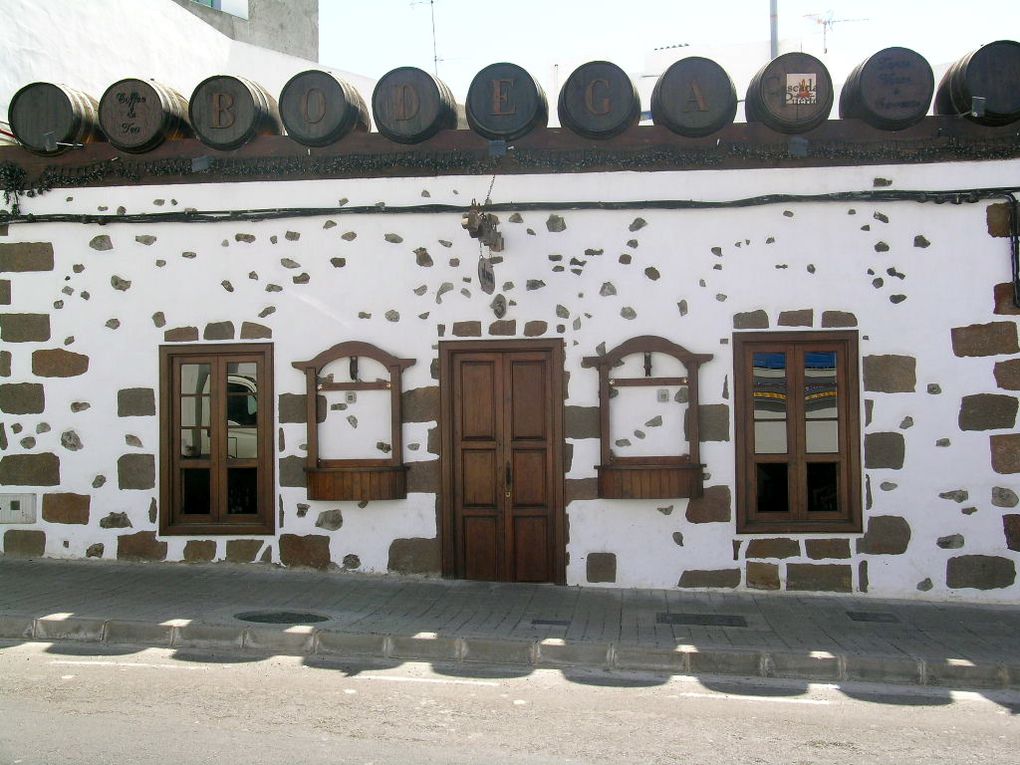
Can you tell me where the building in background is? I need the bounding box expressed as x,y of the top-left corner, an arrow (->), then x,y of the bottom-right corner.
171,0 -> 319,62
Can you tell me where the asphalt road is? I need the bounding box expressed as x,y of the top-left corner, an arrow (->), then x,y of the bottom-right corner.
0,640 -> 1017,765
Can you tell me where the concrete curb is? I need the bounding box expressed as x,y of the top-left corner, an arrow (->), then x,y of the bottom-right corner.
2,614 -> 1017,691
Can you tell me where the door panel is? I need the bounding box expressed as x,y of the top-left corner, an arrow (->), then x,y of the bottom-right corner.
447,344 -> 562,583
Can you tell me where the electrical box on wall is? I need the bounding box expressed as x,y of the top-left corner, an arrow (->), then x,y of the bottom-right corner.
0,494 -> 38,524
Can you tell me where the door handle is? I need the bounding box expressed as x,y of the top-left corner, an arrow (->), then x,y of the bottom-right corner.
505,463 -> 512,498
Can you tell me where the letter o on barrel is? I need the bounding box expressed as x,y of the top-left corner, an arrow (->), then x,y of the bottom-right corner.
189,75 -> 283,150
281,70 -> 371,147
651,57 -> 737,137
557,61 -> 640,139
372,67 -> 458,144
466,62 -> 548,141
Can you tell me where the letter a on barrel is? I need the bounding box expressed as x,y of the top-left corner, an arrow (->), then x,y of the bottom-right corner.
466,63 -> 548,141
651,57 -> 737,137
281,70 -> 370,147
372,67 -> 458,144
558,61 -> 640,139
189,75 -> 282,150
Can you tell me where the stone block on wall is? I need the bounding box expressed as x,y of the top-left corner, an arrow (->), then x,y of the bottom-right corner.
118,388 -> 156,417
586,552 -> 617,583
117,532 -> 167,561
0,313 -> 50,342
0,453 -> 60,486
32,348 -> 89,378
951,322 -> 1018,357
564,406 -> 600,440
0,242 -> 54,272
994,359 -> 1020,391
686,485 -> 731,523
3,529 -> 46,557
863,355 -> 916,393
0,383 -> 45,414
990,434 -> 1020,474
958,394 -> 1018,431
786,563 -> 853,592
746,561 -> 780,590
864,432 -> 905,469
402,386 -> 440,423
677,568 -> 740,588
117,454 -> 155,490
183,540 -> 216,563
857,515 -> 911,555
388,537 -> 440,575
946,555 -> 1016,590
226,539 -> 263,563
279,534 -> 332,570
42,493 -> 90,524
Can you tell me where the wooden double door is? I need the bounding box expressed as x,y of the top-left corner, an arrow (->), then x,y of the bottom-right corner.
441,340 -> 565,583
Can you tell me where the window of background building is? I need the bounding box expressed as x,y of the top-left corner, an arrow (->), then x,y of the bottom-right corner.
733,331 -> 862,533
159,344 -> 274,535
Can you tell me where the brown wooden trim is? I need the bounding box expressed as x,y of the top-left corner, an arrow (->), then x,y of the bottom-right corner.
4,117 -> 1019,190
439,338 -> 566,584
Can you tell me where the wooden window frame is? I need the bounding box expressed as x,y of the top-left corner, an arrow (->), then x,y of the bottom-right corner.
734,330 -> 862,534
159,343 -> 275,536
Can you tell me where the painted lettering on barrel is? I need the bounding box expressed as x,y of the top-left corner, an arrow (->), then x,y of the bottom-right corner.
491,79 -> 517,115
393,83 -> 420,121
685,81 -> 708,113
211,92 -> 236,129
584,78 -> 612,116
301,88 -> 327,124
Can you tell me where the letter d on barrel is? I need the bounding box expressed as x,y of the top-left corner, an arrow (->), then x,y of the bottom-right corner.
372,67 -> 458,144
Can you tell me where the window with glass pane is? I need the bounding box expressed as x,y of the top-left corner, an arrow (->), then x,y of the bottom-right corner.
160,344 -> 274,535
735,332 -> 861,533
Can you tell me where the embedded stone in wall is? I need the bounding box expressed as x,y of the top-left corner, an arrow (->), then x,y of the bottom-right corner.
821,311 -> 857,328
586,552 -> 617,583
402,386 -> 440,423
805,538 -> 851,559
278,394 -> 326,424
117,532 -> 167,562
946,555 -> 1016,590
993,283 -> 1020,317
203,322 -> 235,341
993,487 -> 1020,508
452,321 -> 481,337
31,348 -> 89,378
0,383 -> 45,414
677,569 -> 740,588
864,432 -> 905,469
279,534 -> 331,570
42,493 -> 90,524
685,404 -> 730,442
1003,515 -> 1020,552
406,460 -> 441,493
524,321 -> 547,337
936,534 -> 965,549
89,235 -> 113,251
0,453 -> 60,485
164,326 -> 199,342
86,543 -> 104,558
857,515 -> 910,555
546,215 -> 566,232
226,539 -> 263,563
746,561 -> 780,590
863,355 -> 916,393
3,529 -> 45,558
564,477 -> 598,503
315,509 -> 344,531
0,242 -> 54,272
0,280 -> 8,305
986,202 -> 1011,237
388,537 -> 440,575
0,351 -> 10,376
278,456 -> 308,488
733,310 -> 768,329
564,406 -> 600,439
0,313 -> 50,342
240,322 -> 272,339
183,540 -> 216,563
778,309 -> 813,327
99,512 -> 132,529
958,393 -> 1018,431
117,388 -> 155,417
489,320 -> 516,336
745,538 -> 800,559
117,454 -> 155,490
951,322 -> 1019,357
990,434 -> 1020,474
994,359 -> 1020,390
686,485 -> 731,523
786,563 -> 852,593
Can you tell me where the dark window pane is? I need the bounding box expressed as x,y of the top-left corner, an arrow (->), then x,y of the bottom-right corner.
181,428 -> 210,458
226,392 -> 258,427
227,468 -> 258,514
805,351 -> 838,419
807,463 -> 839,513
227,427 -> 258,458
756,462 -> 789,513
181,469 -> 211,514
181,364 -> 210,395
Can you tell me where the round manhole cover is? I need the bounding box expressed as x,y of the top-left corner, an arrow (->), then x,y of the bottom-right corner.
234,610 -> 330,625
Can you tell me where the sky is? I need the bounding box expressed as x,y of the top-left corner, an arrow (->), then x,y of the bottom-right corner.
319,1 -> 1020,106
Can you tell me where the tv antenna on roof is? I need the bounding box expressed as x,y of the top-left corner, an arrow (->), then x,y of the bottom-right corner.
411,0 -> 442,76
804,11 -> 870,53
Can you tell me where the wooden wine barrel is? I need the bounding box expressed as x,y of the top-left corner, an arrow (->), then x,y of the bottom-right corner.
839,48 -> 933,130
651,56 -> 737,137
7,82 -> 103,155
935,40 -> 1020,126
99,78 -> 192,153
557,60 -> 640,139
371,67 -> 458,144
189,75 -> 282,150
466,62 -> 548,141
281,70 -> 370,147
745,52 -> 833,134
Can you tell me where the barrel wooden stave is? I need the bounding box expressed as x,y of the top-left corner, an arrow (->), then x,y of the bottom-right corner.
281,70 -> 370,147
466,62 -> 548,141
99,78 -> 192,153
189,75 -> 282,151
372,67 -> 457,144
8,82 -> 104,155
651,56 -> 737,137
557,60 -> 640,140
935,40 -> 1020,126
839,48 -> 933,130
745,52 -> 833,134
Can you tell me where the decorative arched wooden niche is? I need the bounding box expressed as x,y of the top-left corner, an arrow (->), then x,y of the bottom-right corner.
582,336 -> 713,499
292,342 -> 415,501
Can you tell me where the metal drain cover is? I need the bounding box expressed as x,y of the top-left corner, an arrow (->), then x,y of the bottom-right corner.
846,611 -> 899,624
657,612 -> 748,628
234,610 -> 329,625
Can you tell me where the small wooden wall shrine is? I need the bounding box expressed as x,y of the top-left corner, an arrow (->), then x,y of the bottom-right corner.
583,336 -> 713,500
292,341 -> 414,501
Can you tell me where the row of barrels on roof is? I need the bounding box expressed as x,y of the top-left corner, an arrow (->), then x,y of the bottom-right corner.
8,41 -> 1020,156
